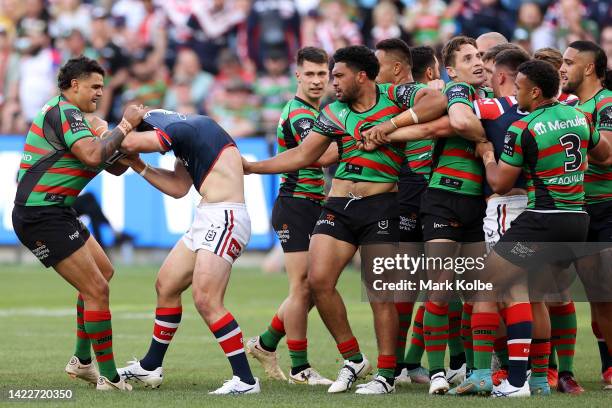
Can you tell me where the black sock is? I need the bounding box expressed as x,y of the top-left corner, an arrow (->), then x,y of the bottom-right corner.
449,353 -> 466,370
77,357 -> 92,365
290,364 -> 311,375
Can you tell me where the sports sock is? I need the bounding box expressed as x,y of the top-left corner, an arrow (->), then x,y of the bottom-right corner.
259,314 -> 285,352
74,294 -> 91,364
140,306 -> 182,371
424,301 -> 449,375
395,302 -> 413,372
505,303 -> 532,388
448,301 -> 465,369
549,302 -> 576,375
530,339 -> 551,380
84,310 -> 118,382
337,337 -> 363,363
405,305 -> 425,370
494,335 -> 509,369
210,312 -> 254,384
472,312 -> 499,370
378,355 -> 396,384
287,339 -> 310,374
461,303 -> 474,370
592,321 -> 612,372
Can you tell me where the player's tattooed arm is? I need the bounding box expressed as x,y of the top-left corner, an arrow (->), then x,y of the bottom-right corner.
72,105 -> 146,167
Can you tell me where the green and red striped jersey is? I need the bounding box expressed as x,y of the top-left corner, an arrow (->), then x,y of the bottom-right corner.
403,140 -> 433,180
312,82 -> 426,183
277,96 -> 325,202
575,88 -> 612,204
15,95 -> 103,207
429,82 -> 483,196
500,102 -> 600,212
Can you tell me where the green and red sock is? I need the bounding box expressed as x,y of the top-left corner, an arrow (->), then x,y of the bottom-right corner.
337,336 -> 363,363
405,305 -> 425,369
424,302 -> 449,375
84,310 -> 118,381
461,303 -> 474,370
287,339 -> 309,374
395,302 -> 413,371
378,355 -> 396,383
259,313 -> 285,352
530,339 -> 551,379
549,302 -> 576,375
74,294 -> 91,363
448,301 -> 465,370
472,312 -> 499,370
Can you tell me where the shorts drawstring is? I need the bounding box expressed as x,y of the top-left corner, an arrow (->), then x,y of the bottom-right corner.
344,192 -> 363,210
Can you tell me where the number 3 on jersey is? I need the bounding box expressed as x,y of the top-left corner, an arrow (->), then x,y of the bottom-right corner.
560,133 -> 583,172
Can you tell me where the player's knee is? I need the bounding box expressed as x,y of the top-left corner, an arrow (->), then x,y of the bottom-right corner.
81,278 -> 109,304
307,271 -> 332,295
289,280 -> 311,303
100,265 -> 114,281
192,291 -> 222,317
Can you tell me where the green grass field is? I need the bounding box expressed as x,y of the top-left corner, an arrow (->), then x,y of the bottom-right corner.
0,263 -> 609,407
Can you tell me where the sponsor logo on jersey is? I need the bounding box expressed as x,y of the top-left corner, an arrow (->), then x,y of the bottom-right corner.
546,173 -> 584,185
534,116 -> 587,135
66,109 -> 89,133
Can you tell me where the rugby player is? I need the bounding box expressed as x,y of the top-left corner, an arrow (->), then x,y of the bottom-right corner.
246,47 -> 336,385
374,40 -> 437,386
476,60 -> 610,397
560,40 -> 612,390
244,45 -> 447,394
12,56 -> 144,391
114,110 -> 260,394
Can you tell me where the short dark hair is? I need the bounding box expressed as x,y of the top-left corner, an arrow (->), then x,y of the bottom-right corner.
375,38 -> 412,68
518,60 -> 559,99
410,46 -> 437,81
494,48 -> 531,73
332,45 -> 379,80
533,47 -> 563,71
442,36 -> 477,67
57,56 -> 105,91
297,46 -> 328,66
568,40 -> 608,80
482,43 -> 522,63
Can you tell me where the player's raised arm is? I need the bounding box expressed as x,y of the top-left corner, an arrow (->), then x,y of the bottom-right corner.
71,104 -> 145,167
244,131 -> 332,174
120,129 -> 168,153
120,155 -> 193,199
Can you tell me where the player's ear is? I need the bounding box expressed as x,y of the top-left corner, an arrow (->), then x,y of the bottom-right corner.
446,66 -> 456,80
584,61 -> 595,77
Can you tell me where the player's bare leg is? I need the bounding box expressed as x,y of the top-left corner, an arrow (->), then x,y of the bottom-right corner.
119,240 -> 196,388
192,249 -> 258,393
55,243 -> 130,390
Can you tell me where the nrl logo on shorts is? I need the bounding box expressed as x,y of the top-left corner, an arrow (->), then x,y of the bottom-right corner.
205,230 -> 216,242
378,220 -> 388,230
71,111 -> 83,122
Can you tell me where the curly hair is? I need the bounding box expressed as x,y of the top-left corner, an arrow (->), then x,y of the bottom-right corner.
57,56 -> 105,91
332,45 -> 380,80
518,60 -> 560,99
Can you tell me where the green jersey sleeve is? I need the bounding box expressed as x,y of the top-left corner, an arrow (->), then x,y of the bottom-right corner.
445,82 -> 475,109
62,107 -> 94,149
596,96 -> 612,131
312,105 -> 345,138
389,82 -> 426,110
500,127 -> 525,167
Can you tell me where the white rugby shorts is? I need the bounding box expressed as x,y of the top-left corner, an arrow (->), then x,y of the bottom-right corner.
484,195 -> 528,251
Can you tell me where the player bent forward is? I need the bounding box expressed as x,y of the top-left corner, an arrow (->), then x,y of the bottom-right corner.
115,109 -> 259,394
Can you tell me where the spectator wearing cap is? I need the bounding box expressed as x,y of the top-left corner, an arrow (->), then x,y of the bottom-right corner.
0,22 -> 22,134
163,48 -> 214,113
58,29 -> 97,63
254,48 -> 295,138
122,45 -> 168,109
50,0 -> 91,40
209,78 -> 260,138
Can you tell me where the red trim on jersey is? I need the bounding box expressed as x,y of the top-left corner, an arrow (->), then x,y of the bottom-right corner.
62,120 -> 70,135
47,167 -> 98,178
352,106 -> 402,139
537,140 -> 588,159
443,148 -> 479,161
595,97 -> 612,111
155,128 -> 172,151
32,184 -> 80,197
29,123 -> 44,138
288,108 -> 315,120
512,120 -> 529,131
410,160 -> 432,170
341,157 -> 398,176
585,172 -> 612,182
24,143 -> 51,155
435,166 -> 483,183
378,145 -> 404,165
406,145 -> 432,155
323,105 -> 345,130
387,85 -> 395,100
277,137 -> 286,148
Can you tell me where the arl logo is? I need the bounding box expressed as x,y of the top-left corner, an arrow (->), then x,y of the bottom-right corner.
226,238 -> 242,260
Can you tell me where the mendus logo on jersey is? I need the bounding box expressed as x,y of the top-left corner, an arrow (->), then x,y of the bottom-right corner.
533,116 -> 587,135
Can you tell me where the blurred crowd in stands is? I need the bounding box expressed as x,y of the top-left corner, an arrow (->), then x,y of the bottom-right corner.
0,0 -> 611,139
